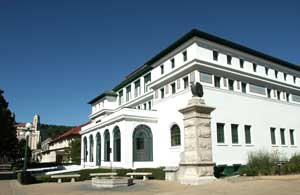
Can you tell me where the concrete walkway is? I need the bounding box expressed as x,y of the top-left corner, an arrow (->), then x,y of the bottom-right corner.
1,175 -> 300,195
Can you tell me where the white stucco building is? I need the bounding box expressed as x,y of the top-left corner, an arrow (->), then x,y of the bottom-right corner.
81,29 -> 300,169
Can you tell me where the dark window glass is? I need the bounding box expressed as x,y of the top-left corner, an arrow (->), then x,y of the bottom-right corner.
267,88 -> 271,98
290,129 -> 295,145
160,65 -> 164,74
240,59 -> 244,68
171,124 -> 181,146
270,128 -> 276,145
183,77 -> 189,89
217,123 -> 225,143
229,80 -> 234,91
280,128 -> 286,145
231,124 -> 239,144
183,51 -> 187,61
227,55 -> 232,65
214,76 -> 221,88
171,83 -> 176,94
265,67 -> 269,75
245,125 -> 251,144
253,63 -> 257,72
242,82 -> 247,93
284,73 -> 287,81
213,51 -> 218,61
160,88 -> 164,99
275,70 -> 278,78
171,58 -> 175,68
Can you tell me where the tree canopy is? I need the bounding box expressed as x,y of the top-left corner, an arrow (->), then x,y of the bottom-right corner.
0,89 -> 18,162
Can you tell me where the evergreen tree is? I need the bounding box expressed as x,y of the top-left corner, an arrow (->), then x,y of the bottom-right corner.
0,89 -> 18,162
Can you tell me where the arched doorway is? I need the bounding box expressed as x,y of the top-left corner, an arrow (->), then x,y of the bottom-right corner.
133,125 -> 153,161
113,126 -> 121,162
96,132 -> 101,166
104,130 -> 110,162
83,136 -> 87,162
89,135 -> 94,162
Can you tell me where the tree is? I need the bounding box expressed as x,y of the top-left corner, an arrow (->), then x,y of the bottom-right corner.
0,89 -> 18,162
65,139 -> 81,165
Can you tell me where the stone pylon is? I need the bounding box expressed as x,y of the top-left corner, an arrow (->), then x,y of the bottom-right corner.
176,96 -> 216,185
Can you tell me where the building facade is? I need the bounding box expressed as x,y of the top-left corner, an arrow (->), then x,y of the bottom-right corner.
16,114 -> 41,150
81,29 -> 300,169
40,123 -> 87,163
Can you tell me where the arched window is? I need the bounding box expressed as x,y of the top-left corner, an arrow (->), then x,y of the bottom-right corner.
133,125 -> 153,161
89,134 -> 94,162
171,124 -> 181,146
104,130 -> 110,162
96,132 -> 101,166
113,126 -> 121,162
83,136 -> 87,162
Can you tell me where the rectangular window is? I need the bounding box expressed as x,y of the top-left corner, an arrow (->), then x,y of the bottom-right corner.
265,67 -> 269,75
231,124 -> 239,144
119,90 -> 123,105
144,73 -> 151,93
200,72 -> 213,84
171,83 -> 176,94
126,86 -> 131,102
217,123 -> 225,143
148,101 -> 151,110
182,51 -> 187,61
134,80 -> 141,98
245,125 -> 251,144
253,63 -> 257,72
241,82 -> 247,93
286,93 -> 290,102
275,70 -> 278,78
292,94 -> 300,102
270,128 -> 276,145
294,76 -> 297,84
284,73 -> 287,81
213,50 -> 218,61
214,76 -> 221,88
160,88 -> 164,99
277,91 -> 281,100
290,129 -> 295,145
267,88 -> 271,98
227,55 -> 232,65
240,59 -> 244,68
183,77 -> 189,89
249,84 -> 266,95
143,103 -> 147,110
160,65 -> 164,75
229,80 -> 234,91
171,58 -> 175,68
280,128 -> 286,145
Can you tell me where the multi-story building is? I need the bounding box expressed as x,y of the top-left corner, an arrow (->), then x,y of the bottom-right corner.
15,114 -> 41,150
81,29 -> 300,169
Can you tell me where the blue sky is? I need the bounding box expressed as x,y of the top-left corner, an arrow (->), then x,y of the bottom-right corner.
1,0 -> 299,125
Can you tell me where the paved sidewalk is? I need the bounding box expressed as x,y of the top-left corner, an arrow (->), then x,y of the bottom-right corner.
1,175 -> 300,195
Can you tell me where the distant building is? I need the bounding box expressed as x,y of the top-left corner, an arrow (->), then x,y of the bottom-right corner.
15,114 -> 41,150
40,123 -> 88,163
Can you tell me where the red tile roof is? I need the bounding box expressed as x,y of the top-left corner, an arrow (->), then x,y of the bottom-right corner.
50,122 -> 90,144
15,123 -> 27,127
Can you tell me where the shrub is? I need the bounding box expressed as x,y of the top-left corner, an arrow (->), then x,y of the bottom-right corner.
17,172 -> 36,185
239,150 -> 281,176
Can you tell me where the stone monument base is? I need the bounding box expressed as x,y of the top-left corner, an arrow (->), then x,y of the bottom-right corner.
92,177 -> 133,188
